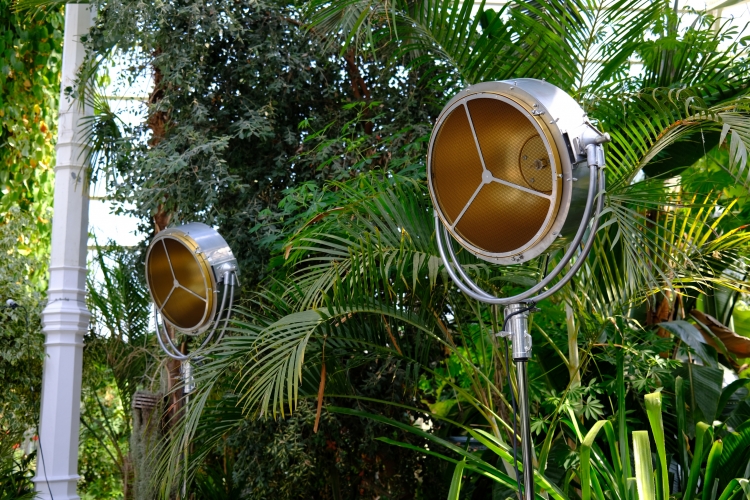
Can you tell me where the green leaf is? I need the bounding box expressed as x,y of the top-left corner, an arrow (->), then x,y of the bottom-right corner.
717,478 -> 750,500
676,377 -> 689,492
633,430 -> 655,500
617,342 -> 632,487
683,364 -> 724,424
448,459 -> 465,499
717,421 -> 750,488
703,440 -> 724,500
645,392 -> 669,500
659,320 -> 717,367
686,422 -> 712,500
580,420 -> 617,500
718,379 -> 750,424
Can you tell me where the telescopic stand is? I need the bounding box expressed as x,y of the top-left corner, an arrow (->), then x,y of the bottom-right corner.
503,304 -> 534,500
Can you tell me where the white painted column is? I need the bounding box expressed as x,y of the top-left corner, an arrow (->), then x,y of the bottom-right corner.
35,5 -> 93,500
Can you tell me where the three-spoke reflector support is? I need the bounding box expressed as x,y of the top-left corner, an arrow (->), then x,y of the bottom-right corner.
428,79 -> 599,265
145,222 -> 239,335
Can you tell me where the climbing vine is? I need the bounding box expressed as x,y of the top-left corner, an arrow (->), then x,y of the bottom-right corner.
0,1 -> 63,279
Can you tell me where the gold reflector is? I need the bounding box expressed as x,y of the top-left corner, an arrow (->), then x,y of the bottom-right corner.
455,182 -> 550,253
467,99 -> 544,188
431,105 -> 484,224
146,235 -> 213,331
428,91 -> 563,262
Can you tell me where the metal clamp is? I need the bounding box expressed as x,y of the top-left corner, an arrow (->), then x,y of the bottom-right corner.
181,360 -> 196,394
505,304 -> 533,360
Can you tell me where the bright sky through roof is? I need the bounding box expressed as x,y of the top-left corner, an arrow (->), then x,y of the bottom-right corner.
88,55 -> 150,249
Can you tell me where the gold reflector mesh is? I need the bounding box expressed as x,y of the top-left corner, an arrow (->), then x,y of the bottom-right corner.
163,287 -> 206,328
430,94 -> 560,258
431,105 -> 484,224
466,99 -> 551,190
146,237 -> 210,330
455,182 -> 550,253
147,241 -> 173,310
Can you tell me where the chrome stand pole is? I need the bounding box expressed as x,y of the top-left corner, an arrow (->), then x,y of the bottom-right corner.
516,361 -> 534,500
181,360 -> 194,499
505,304 -> 534,500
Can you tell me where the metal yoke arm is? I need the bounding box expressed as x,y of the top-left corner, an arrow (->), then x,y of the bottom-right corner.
435,148 -> 606,305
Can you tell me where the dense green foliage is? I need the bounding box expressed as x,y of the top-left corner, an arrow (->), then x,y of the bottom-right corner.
0,3 -> 62,495
229,396 -> 451,498
0,430 -> 36,500
0,207 -> 46,433
0,0 -> 62,432
0,208 -> 46,499
0,0 -> 61,266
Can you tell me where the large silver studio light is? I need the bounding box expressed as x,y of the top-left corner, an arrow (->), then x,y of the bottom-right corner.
145,222 -> 239,390
428,79 -> 608,499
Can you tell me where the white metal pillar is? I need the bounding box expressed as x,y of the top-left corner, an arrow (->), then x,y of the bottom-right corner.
35,5 -> 93,499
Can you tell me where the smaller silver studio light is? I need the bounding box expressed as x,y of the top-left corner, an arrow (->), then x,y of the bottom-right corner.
145,222 -> 239,392
428,79 -> 608,499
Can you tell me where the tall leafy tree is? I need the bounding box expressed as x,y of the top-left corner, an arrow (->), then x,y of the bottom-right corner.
82,0 -> 442,282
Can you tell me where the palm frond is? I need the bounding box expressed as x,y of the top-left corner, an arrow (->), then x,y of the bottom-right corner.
306,0 -> 574,86
87,242 -> 151,342
577,184 -> 750,315
592,88 -> 750,188
640,11 -> 750,90
13,0 -> 73,14
511,0 -> 662,93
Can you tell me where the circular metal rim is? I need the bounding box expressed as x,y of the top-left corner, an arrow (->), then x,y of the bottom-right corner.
427,90 -> 564,263
145,230 -> 217,334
